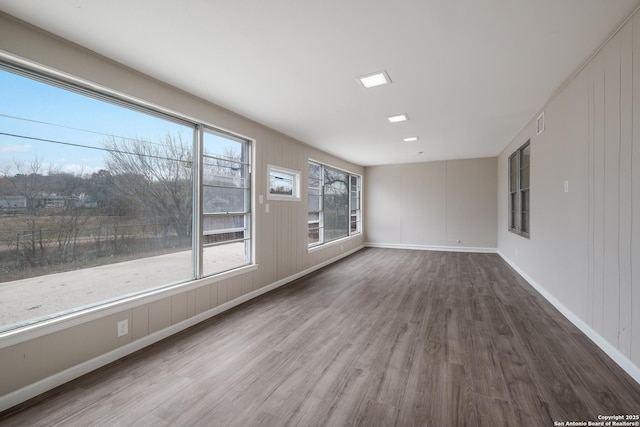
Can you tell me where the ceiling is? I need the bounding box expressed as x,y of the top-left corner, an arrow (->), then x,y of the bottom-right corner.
1,0 -> 638,166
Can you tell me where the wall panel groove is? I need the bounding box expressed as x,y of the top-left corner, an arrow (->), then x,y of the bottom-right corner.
499,7 -> 640,374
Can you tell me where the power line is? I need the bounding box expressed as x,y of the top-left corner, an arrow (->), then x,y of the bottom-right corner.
0,132 -> 192,165
0,112 -> 185,150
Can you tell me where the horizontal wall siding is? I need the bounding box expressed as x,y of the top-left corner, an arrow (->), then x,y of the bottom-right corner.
0,12 -> 364,401
498,9 -> 640,371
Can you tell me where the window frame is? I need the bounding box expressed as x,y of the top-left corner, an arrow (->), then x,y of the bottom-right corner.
508,140 -> 530,238
307,160 -> 362,248
0,58 -> 255,334
267,164 -> 301,201
198,127 -> 253,278
350,174 -> 362,235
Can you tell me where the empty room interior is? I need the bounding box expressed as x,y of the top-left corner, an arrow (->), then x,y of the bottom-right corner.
1,1 -> 640,425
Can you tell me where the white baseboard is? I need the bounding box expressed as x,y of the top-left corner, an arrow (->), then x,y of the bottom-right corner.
365,242 -> 497,253
0,245 -> 364,413
497,251 -> 640,385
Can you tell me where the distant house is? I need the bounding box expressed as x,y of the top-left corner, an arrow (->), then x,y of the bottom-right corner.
40,194 -> 67,208
0,195 -> 27,209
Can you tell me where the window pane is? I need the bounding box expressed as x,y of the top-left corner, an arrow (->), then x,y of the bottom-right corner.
203,164 -> 247,187
203,214 -> 246,234
203,187 -> 247,213
350,213 -> 360,234
202,241 -> 248,277
350,190 -> 360,211
308,181 -> 322,194
308,161 -> 321,180
270,170 -> 294,196
203,129 -> 246,161
349,175 -> 361,234
308,194 -> 321,213
323,167 -> 349,241
308,162 -> 322,245
308,223 -> 321,245
510,193 -> 518,230
509,155 -> 518,192
520,166 -> 529,189
201,129 -> 250,277
521,189 -> 529,213
521,211 -> 529,234
521,144 -> 530,168
0,67 -> 195,333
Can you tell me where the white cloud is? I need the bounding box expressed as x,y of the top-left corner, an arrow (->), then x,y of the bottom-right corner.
42,161 -> 102,176
0,143 -> 32,153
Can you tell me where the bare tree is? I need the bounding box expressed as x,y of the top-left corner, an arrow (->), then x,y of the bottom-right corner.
103,133 -> 193,239
0,157 -> 53,267
1,157 -> 48,215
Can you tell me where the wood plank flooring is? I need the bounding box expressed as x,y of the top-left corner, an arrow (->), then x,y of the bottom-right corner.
2,248 -> 640,426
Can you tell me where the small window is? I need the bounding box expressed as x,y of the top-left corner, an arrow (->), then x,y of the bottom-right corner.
267,165 -> 300,201
509,140 -> 530,237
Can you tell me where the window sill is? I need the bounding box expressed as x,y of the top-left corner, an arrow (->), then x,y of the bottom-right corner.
508,229 -> 530,239
308,233 -> 361,253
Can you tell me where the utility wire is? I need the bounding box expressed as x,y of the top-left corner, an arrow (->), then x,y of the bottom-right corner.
0,132 -> 191,164
0,112 -> 184,150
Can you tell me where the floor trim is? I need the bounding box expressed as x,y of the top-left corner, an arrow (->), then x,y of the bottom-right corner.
497,250 -> 640,385
0,245 -> 365,413
365,242 -> 497,253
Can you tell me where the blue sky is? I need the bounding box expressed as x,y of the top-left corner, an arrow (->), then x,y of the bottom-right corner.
0,69 -> 192,175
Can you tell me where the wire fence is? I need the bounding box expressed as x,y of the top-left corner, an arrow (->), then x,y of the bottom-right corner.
0,218 -> 192,278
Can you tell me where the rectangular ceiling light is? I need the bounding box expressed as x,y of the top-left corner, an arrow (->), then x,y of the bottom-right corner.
358,71 -> 391,89
403,136 -> 419,142
388,113 -> 409,123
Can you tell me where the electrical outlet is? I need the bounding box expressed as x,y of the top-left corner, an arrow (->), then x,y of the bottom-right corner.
117,319 -> 128,337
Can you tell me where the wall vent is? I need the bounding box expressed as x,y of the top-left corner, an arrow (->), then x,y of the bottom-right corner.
536,111 -> 545,135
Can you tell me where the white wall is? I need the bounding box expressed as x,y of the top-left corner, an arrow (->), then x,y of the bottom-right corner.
498,10 -> 640,377
365,157 -> 497,251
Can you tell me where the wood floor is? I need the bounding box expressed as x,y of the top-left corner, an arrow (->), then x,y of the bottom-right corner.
2,248 -> 640,426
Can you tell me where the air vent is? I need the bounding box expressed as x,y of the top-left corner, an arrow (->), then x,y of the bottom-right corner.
536,111 -> 545,135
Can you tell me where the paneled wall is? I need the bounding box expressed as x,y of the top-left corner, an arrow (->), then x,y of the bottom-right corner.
498,10 -> 640,373
0,13 -> 364,404
365,157 -> 498,251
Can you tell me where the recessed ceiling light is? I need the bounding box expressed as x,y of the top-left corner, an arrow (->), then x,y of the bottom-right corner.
403,136 -> 419,142
357,71 -> 391,89
388,113 -> 409,123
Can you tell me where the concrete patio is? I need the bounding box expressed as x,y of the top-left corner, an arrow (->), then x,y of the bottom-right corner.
0,243 -> 245,332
